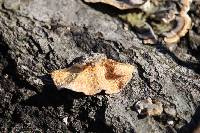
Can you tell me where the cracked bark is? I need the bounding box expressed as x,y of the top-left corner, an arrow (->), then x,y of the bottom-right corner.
0,0 -> 200,132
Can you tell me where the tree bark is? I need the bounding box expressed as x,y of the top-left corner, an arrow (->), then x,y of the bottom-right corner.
0,0 -> 200,132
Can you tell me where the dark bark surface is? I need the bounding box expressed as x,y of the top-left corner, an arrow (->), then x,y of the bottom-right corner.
0,0 -> 200,132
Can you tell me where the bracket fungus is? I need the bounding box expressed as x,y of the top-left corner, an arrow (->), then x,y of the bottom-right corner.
163,0 -> 192,45
51,54 -> 135,95
84,0 -> 193,47
84,0 -> 147,10
135,98 -> 163,116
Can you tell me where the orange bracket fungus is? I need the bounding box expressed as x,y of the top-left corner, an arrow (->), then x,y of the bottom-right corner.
163,0 -> 192,45
51,54 -> 135,95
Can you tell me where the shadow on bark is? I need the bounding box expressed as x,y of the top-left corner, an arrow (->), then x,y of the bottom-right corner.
157,45 -> 200,74
21,74 -> 114,133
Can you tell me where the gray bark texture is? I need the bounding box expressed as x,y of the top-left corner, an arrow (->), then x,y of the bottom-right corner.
0,0 -> 200,132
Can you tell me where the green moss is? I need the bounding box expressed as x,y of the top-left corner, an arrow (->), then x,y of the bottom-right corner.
118,1 -> 176,36
151,21 -> 173,34
119,13 -> 147,28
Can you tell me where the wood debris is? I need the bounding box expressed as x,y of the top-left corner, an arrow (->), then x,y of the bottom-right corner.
164,106 -> 177,117
51,54 -> 135,95
135,98 -> 163,116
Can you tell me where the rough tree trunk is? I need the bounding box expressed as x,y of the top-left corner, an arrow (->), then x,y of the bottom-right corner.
0,0 -> 200,132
